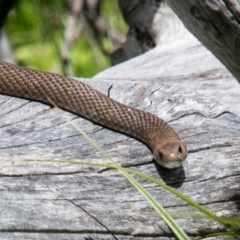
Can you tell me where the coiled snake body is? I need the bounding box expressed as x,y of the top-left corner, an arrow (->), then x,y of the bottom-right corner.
0,61 -> 187,169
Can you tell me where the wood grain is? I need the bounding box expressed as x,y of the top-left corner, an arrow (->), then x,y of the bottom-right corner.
0,3 -> 240,239
165,0 -> 240,83
1,79 -> 239,239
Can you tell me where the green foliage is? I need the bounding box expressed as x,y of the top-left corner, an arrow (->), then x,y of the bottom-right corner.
5,0 -> 127,77
101,0 -> 127,35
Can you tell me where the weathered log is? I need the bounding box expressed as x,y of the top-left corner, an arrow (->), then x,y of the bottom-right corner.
0,3 -> 240,240
165,0 -> 240,84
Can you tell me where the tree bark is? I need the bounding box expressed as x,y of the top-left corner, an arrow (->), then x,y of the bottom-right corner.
0,3 -> 240,239
165,0 -> 240,83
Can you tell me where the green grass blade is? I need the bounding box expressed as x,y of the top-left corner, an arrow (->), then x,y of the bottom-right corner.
120,170 -> 190,239
194,230 -> 240,239
29,156 -> 233,230
49,107 -> 190,239
123,168 -> 228,226
71,129 -> 190,239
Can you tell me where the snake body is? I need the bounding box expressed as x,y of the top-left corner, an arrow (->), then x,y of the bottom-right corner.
0,61 -> 187,169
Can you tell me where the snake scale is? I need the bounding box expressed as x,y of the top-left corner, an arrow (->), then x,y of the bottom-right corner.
0,61 -> 187,169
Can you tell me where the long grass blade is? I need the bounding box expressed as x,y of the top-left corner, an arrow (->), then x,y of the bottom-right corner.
48,105 -> 190,239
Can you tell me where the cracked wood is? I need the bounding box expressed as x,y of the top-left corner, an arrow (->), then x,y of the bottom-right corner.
0,3 -> 240,240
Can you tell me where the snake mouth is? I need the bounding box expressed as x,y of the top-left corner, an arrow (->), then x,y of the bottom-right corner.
153,141 -> 187,169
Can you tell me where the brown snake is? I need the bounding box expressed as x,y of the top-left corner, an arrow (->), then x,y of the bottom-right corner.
0,61 -> 187,169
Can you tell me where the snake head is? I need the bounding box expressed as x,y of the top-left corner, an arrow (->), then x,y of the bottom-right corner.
153,141 -> 187,169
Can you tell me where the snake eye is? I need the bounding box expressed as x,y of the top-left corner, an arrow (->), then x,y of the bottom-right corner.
158,152 -> 163,161
178,145 -> 183,153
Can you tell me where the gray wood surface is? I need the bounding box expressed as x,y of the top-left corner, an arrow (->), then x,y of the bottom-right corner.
1,3 -> 240,240
165,0 -> 240,83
